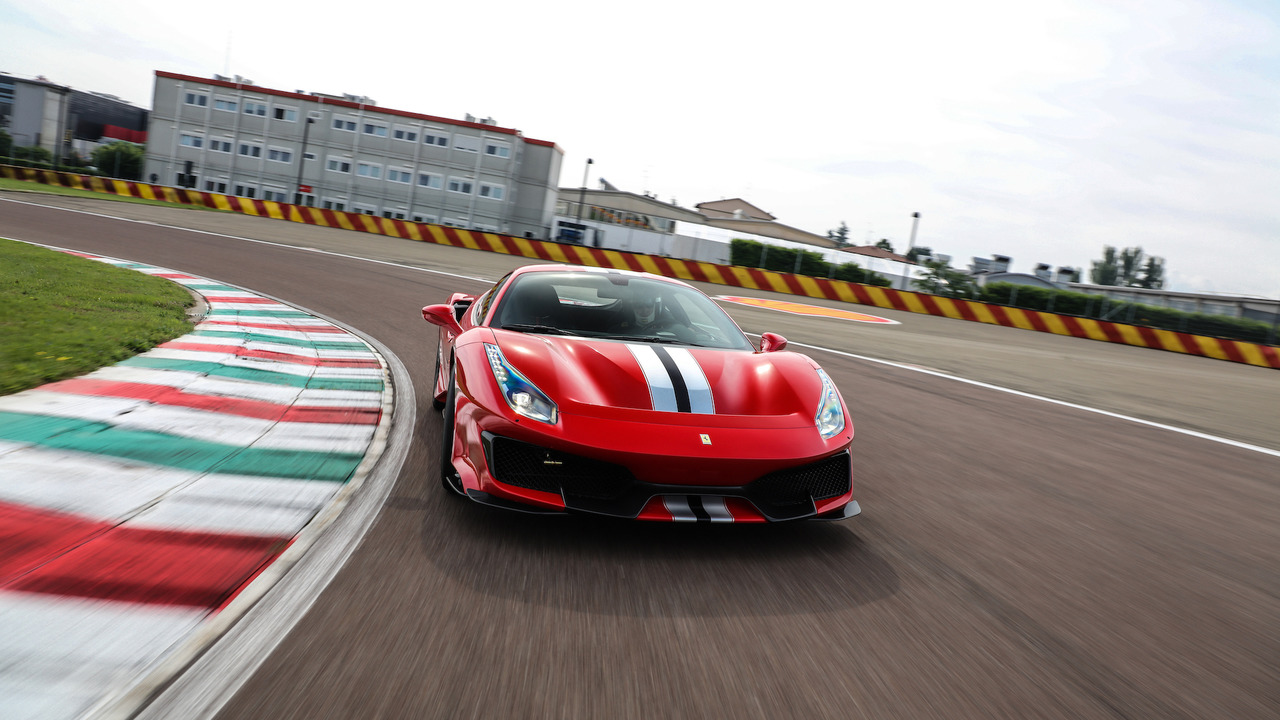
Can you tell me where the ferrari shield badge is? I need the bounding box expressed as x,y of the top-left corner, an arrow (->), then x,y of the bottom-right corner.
700,433 -> 712,445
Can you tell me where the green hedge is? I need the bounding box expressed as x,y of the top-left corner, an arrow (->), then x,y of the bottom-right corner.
730,239 -> 890,287
980,282 -> 1277,345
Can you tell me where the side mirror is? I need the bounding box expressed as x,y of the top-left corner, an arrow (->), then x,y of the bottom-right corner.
422,304 -> 463,335
759,332 -> 788,353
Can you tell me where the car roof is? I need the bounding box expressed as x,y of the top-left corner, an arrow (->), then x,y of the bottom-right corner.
509,264 -> 698,291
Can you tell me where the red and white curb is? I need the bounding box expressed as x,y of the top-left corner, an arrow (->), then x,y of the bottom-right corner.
0,249 -> 393,720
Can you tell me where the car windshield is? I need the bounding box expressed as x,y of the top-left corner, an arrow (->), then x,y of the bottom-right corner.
491,271 -> 753,350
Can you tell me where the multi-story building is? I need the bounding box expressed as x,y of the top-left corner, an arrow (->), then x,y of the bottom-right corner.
1,72 -> 148,162
145,71 -> 562,238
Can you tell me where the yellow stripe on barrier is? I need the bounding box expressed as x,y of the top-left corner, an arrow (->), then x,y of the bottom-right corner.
794,275 -> 823,299
264,202 -> 286,220
900,292 -> 930,315
1148,328 -> 1187,354
1003,308 -> 1036,331
1115,324 -> 1146,346
727,266 -> 759,289
635,255 -> 664,276
404,223 -> 423,242
1236,343 -> 1267,367
1072,318 -> 1109,342
1192,335 -> 1230,360
212,195 -> 234,212
929,296 -> 961,320
862,286 -> 895,310
700,263 -> 727,286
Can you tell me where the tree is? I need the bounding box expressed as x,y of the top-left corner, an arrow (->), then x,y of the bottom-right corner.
826,221 -> 850,247
916,258 -> 978,298
875,238 -> 894,252
91,141 -> 144,180
1089,245 -> 1165,288
0,129 -> 11,158
1135,256 -> 1165,289
905,245 -> 932,263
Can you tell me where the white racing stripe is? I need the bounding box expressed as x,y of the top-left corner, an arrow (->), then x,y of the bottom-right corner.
701,496 -> 735,523
628,344 -> 679,412
663,496 -> 697,522
666,347 -> 714,414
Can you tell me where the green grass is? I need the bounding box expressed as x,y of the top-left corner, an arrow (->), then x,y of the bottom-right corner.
0,239 -> 195,395
0,176 -> 228,211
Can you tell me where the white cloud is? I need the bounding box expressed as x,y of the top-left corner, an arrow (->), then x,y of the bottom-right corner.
2,0 -> 1276,296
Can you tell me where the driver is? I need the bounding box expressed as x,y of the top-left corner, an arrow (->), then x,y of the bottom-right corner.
612,284 -> 694,341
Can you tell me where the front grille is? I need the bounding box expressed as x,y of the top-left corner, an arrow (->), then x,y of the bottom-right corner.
486,435 -> 635,500
746,452 -> 851,516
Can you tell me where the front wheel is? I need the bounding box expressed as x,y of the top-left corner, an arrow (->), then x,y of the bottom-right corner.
439,358 -> 465,497
430,340 -> 445,411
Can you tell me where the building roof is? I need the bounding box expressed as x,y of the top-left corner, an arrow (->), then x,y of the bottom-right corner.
695,198 -> 776,221
841,245 -> 913,263
154,71 -> 560,150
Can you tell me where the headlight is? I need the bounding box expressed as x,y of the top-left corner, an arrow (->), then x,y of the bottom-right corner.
814,368 -> 845,439
485,343 -> 558,424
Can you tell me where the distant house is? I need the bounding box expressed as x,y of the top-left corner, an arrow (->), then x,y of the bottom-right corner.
840,245 -> 914,264
695,198 -> 776,221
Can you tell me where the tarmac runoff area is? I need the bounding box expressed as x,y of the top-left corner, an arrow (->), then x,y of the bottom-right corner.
0,249 -> 394,720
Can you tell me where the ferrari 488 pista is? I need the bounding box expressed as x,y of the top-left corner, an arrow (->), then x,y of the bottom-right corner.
422,264 -> 860,522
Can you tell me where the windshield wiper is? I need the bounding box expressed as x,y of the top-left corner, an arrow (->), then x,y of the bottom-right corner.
500,323 -> 579,336
597,334 -> 689,345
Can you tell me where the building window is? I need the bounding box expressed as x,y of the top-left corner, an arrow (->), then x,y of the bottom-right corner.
332,117 -> 357,132
453,135 -> 480,153
352,203 -> 378,216
273,106 -> 297,122
238,143 -> 262,158
356,162 -> 382,179
209,139 -> 233,153
478,183 -> 505,200
442,218 -> 468,228
205,180 -> 228,193
484,142 -> 510,158
381,210 -> 407,219
322,198 -> 346,211
363,123 -> 388,137
179,133 -> 204,148
214,98 -> 238,112
303,151 -> 317,160
184,92 -> 208,107
417,173 -> 441,189
267,148 -> 293,163
234,184 -> 257,199
447,177 -> 473,194
326,157 -> 352,173
387,168 -> 413,184
243,101 -> 268,117
412,213 -> 437,224
393,126 -> 418,142
262,188 -> 288,202
422,131 -> 448,147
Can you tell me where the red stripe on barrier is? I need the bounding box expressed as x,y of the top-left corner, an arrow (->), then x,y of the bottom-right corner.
6,512 -> 289,609
39,377 -> 381,424
161,342 -> 380,368
203,296 -> 277,304
1219,340 -> 1247,365
1097,321 -> 1126,344
200,320 -> 345,333
1025,311 -> 1051,334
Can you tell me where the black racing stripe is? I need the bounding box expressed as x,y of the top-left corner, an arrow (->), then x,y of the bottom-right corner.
688,495 -> 712,523
653,346 -> 692,413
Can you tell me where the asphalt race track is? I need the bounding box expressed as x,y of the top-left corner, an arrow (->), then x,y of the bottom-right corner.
3,192 -> 1278,719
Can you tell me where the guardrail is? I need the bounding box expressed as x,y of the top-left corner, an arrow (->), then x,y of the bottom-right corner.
3,164 -> 1276,370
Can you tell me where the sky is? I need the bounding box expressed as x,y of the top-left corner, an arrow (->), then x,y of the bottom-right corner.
3,0 -> 1277,298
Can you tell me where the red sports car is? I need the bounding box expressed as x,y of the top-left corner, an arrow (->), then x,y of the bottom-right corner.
422,264 -> 860,522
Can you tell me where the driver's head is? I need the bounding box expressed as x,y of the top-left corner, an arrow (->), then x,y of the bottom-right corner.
633,285 -> 660,326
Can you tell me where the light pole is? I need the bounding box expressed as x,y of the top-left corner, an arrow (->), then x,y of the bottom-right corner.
294,117 -> 315,205
575,158 -> 593,243
907,211 -> 920,254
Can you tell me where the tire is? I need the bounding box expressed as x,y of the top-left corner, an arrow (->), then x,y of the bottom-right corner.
439,357 -> 465,497
430,340 -> 445,411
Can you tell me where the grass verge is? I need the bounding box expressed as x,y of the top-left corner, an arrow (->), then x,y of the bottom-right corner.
0,239 -> 195,395
0,176 -> 228,211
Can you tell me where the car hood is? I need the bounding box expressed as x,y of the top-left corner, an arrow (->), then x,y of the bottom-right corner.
491,331 -> 829,421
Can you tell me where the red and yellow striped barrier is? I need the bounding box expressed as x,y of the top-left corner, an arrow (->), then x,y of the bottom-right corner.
4,164 -> 1276,369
